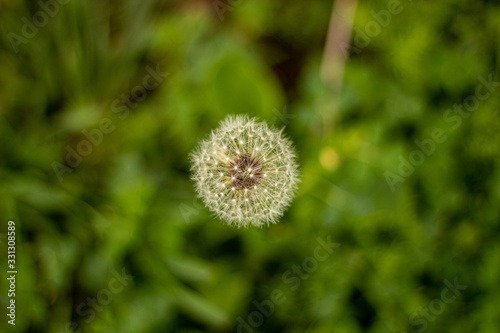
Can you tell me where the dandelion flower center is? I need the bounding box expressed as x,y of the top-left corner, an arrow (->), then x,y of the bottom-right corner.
227,153 -> 263,190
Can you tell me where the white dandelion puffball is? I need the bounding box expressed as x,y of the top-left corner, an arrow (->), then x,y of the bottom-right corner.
190,115 -> 300,227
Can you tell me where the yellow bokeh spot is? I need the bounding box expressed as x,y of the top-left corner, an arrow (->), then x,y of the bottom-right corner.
320,147 -> 340,171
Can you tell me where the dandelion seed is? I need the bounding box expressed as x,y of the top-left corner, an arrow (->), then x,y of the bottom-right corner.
190,114 -> 300,227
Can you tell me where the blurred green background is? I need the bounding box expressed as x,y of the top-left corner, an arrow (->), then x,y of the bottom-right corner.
1,0 -> 500,332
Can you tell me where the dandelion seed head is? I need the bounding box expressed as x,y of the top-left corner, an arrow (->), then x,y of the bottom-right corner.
190,114 -> 300,227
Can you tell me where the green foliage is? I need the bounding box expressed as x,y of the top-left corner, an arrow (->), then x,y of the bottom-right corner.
0,0 -> 499,332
